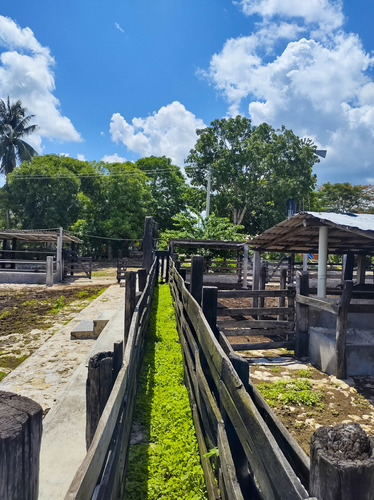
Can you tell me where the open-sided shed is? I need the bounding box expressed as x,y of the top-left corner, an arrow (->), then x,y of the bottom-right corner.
250,212 -> 374,377
0,228 -> 81,284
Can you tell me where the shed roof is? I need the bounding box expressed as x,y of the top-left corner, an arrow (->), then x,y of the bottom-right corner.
0,229 -> 81,244
249,212 -> 374,254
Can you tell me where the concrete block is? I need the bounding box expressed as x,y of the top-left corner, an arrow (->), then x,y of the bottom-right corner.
93,310 -> 116,338
71,319 -> 94,339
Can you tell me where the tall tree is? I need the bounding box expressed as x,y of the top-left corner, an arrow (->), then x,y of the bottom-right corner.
0,97 -> 38,176
185,117 -> 318,234
314,182 -> 374,213
135,156 -> 187,230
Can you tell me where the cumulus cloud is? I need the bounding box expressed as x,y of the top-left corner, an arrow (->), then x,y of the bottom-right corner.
201,0 -> 374,184
110,101 -> 205,166
0,15 -> 81,152
101,153 -> 127,163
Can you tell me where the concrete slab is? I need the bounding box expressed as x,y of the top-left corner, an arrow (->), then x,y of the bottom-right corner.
93,309 -> 116,337
38,304 -> 125,500
71,319 -> 94,339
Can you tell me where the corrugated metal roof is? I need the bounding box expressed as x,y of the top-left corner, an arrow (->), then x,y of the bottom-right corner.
249,212 -> 374,254
0,229 -> 82,244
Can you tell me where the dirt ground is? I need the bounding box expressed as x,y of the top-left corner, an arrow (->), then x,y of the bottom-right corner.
218,294 -> 374,456
0,266 -> 117,378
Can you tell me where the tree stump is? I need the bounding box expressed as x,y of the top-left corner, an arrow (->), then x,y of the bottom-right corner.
0,390 -> 43,500
310,423 -> 374,500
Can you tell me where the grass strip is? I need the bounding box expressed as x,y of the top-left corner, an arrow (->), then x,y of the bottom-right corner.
123,284 -> 207,500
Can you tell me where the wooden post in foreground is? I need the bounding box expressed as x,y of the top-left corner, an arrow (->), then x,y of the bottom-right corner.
137,268 -> 147,293
310,423 -> 374,499
0,390 -> 43,500
336,280 -> 353,379
190,255 -> 204,306
295,271 -> 310,358
124,271 -> 136,345
202,286 -> 218,338
142,216 -> 153,273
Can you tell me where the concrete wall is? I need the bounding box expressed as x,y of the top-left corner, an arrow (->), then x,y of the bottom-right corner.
0,271 -> 59,285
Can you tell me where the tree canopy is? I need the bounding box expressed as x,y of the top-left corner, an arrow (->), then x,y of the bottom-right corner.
0,97 -> 38,176
185,116 -> 319,234
314,182 -> 374,213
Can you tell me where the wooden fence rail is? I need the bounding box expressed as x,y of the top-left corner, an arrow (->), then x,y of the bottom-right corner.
66,260 -> 157,500
169,261 -> 311,500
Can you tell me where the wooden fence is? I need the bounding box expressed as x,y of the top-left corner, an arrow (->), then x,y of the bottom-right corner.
66,261 -> 157,499
169,260 -> 311,500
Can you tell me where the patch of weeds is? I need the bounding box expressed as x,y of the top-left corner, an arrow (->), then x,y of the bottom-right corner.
0,371 -> 7,382
257,378 -> 324,409
270,366 -> 280,373
353,394 -> 371,409
0,310 -> 11,320
295,368 -> 312,379
51,295 -> 65,313
21,299 -> 38,307
0,354 -> 29,370
331,410 -> 340,416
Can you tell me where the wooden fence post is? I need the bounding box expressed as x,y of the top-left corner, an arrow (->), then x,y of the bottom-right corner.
202,286 -> 218,338
0,391 -> 43,500
252,251 -> 261,309
190,255 -> 204,306
179,268 -> 186,281
336,280 -> 353,379
295,271 -> 310,359
137,268 -> 147,292
124,271 -> 136,345
142,216 -> 153,273
278,267 -> 287,320
310,423 -> 374,499
86,351 -> 113,449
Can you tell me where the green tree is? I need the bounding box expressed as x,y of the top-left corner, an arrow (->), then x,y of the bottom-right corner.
6,156 -> 82,228
185,117 -> 318,234
135,156 -> 187,230
314,182 -> 374,213
0,97 -> 38,176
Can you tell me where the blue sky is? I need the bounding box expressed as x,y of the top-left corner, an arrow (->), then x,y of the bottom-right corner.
1,0 -> 374,186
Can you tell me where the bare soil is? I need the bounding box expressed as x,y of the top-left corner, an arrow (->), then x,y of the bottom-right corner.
0,266 -> 117,378
219,294 -> 374,456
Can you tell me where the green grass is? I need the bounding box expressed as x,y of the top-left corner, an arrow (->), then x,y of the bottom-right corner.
257,378 -> 324,408
123,284 -> 207,500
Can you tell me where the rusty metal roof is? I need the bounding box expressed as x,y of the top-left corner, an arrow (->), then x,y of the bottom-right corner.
0,229 -> 82,244
249,212 -> 374,254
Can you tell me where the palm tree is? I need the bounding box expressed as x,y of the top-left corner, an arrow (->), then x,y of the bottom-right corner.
0,97 -> 38,176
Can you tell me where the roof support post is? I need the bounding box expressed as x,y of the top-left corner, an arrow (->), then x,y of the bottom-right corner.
56,227 -> 63,282
317,226 -> 328,298
242,243 -> 248,289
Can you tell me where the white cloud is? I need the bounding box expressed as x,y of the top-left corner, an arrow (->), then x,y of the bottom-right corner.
238,0 -> 344,32
201,1 -> 374,184
77,154 -> 86,161
101,153 -> 127,163
110,101 -> 205,166
0,16 -> 81,153
114,22 -> 125,33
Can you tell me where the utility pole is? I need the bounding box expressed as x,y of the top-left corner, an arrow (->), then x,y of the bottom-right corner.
205,165 -> 211,218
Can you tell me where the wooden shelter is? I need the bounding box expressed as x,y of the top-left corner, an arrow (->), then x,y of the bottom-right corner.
249,211 -> 374,297
0,228 -> 81,284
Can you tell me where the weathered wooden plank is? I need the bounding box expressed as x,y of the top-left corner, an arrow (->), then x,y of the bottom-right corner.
217,306 -> 293,316
217,422 -> 245,500
218,319 -> 295,329
219,359 -> 309,500
218,290 -> 291,298
248,383 -> 310,491
223,329 -> 291,338
66,261 -> 157,499
231,340 -> 295,351
348,303 -> 374,313
295,294 -> 339,315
